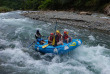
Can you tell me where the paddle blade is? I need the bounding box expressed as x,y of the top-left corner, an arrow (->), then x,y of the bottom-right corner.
67,32 -> 69,34
52,36 -> 55,45
42,44 -> 49,48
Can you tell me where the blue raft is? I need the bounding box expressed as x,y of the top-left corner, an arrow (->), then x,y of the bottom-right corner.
35,39 -> 82,54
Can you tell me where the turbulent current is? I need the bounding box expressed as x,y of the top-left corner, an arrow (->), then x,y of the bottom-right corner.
0,11 -> 110,74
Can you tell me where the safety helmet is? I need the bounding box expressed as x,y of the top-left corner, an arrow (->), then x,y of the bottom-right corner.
64,31 -> 67,34
50,33 -> 54,35
56,30 -> 60,33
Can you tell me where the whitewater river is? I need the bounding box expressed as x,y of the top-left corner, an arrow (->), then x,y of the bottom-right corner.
0,11 -> 110,74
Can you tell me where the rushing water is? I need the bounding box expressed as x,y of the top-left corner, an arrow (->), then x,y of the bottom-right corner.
0,11 -> 110,74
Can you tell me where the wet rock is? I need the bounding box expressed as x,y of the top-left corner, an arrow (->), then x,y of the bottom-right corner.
79,11 -> 92,15
104,4 -> 110,16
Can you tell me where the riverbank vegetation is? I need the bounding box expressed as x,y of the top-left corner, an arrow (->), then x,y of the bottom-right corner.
0,6 -> 13,13
0,0 -> 110,12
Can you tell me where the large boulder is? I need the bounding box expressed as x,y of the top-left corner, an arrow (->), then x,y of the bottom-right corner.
104,4 -> 110,16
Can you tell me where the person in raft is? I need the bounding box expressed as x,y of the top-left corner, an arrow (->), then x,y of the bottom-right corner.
63,31 -> 72,43
48,33 -> 54,45
35,30 -> 45,44
55,30 -> 63,46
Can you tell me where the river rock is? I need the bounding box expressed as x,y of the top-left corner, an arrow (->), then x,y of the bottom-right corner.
104,4 -> 110,16
22,11 -> 110,34
79,11 -> 92,15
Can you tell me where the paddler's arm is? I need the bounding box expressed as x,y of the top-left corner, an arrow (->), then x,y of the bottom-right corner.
48,36 -> 52,42
61,34 -> 63,41
68,36 -> 72,42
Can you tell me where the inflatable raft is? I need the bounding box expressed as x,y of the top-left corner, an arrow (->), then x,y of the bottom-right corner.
35,39 -> 82,54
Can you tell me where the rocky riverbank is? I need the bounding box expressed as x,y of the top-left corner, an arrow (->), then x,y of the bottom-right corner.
22,11 -> 110,34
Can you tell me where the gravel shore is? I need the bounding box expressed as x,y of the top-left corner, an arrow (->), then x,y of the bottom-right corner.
22,11 -> 110,34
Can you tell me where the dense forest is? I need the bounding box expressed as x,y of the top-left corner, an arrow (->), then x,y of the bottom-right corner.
0,0 -> 110,12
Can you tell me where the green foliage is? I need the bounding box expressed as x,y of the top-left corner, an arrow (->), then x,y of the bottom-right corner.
23,0 -> 43,10
0,6 -> 13,12
73,0 -> 110,11
38,0 -> 52,9
0,0 -> 110,11
38,0 -> 61,10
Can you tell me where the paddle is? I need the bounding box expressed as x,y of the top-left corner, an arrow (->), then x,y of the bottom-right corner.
52,35 -> 55,45
52,20 -> 57,45
27,41 -> 35,48
42,44 -> 49,48
55,20 -> 57,32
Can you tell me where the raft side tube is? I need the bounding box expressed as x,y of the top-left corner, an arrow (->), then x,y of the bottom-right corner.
35,39 -> 82,54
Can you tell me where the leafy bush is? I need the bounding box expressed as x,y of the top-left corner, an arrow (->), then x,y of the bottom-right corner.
0,6 -> 13,12
38,0 -> 53,10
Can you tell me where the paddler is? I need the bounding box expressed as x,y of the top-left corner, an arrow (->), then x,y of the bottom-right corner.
63,31 -> 72,43
48,33 -> 54,45
55,30 -> 63,46
35,30 -> 45,44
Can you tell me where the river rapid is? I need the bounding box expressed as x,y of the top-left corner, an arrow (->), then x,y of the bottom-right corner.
0,11 -> 110,74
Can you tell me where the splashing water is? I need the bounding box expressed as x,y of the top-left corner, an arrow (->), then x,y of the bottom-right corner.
0,11 -> 110,74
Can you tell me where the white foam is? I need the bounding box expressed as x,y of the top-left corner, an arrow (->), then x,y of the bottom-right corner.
0,48 -> 33,65
0,46 -> 92,74
88,35 -> 95,41
35,28 -> 42,31
1,18 -> 31,24
63,28 -> 78,35
1,41 -> 110,74
43,23 -> 52,28
73,45 -> 110,74
0,39 -> 22,48
64,28 -> 70,31
47,60 -> 93,74
0,12 -> 10,16
0,39 -> 9,45
100,17 -> 109,19
15,27 -> 24,34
